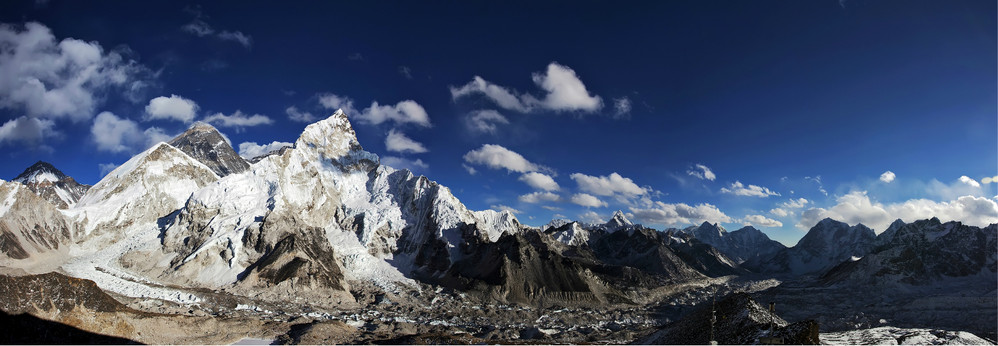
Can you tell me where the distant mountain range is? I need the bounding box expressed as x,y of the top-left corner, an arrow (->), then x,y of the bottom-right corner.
0,111 -> 994,344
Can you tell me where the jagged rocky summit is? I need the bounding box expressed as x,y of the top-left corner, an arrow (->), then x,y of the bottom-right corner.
821,218 -> 997,286
168,122 -> 250,177
11,161 -> 90,209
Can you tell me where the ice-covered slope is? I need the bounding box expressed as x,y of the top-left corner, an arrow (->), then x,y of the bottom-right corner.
745,218 -> 875,275
168,122 -> 250,177
11,161 -> 90,209
151,110 -> 526,302
0,180 -> 74,260
68,142 -> 220,240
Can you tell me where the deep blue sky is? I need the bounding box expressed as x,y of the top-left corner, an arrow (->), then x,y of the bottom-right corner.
1,0 -> 995,245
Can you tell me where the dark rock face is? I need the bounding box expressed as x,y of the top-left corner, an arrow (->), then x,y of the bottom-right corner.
12,161 -> 91,209
822,218 -> 998,285
0,272 -> 129,315
680,223 -> 786,264
666,231 -> 746,277
168,122 -> 249,177
588,228 -> 707,280
637,292 -> 819,345
744,218 -> 876,275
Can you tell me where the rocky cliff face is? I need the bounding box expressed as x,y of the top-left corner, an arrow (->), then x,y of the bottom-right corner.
0,180 -> 74,260
745,218 -> 876,275
167,122 -> 250,178
821,218 -> 997,286
681,222 -> 786,264
637,292 -> 819,345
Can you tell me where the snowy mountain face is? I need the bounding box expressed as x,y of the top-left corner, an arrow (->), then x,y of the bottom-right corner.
11,161 -> 90,209
601,210 -> 636,232
143,110 -> 547,305
68,142 -> 221,240
167,122 -> 250,177
822,218 -> 998,286
0,180 -> 74,260
745,218 -> 876,276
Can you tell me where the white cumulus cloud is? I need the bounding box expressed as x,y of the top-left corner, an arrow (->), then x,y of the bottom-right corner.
579,211 -> 605,224
237,141 -> 293,159
796,190 -> 998,232
519,172 -> 560,191
570,193 -> 607,208
0,22 -> 154,122
687,164 -> 716,181
385,129 -> 428,154
742,214 -> 783,228
203,110 -> 272,128
463,144 -> 548,173
770,208 -> 790,217
145,95 -> 199,123
880,171 -> 896,183
450,62 -> 603,114
721,181 -> 780,197
91,111 -> 169,153
629,201 -> 733,226
570,172 -> 647,197
357,100 -> 431,127
782,198 -> 810,209
959,175 -> 981,188
0,116 -> 58,148
519,191 -> 561,204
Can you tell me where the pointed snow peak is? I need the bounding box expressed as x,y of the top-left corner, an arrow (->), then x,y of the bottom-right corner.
603,210 -> 634,232
13,161 -> 67,184
296,112 -> 379,171
297,111 -> 361,157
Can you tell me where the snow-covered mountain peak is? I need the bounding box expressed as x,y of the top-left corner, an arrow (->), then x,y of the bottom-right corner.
11,160 -> 90,209
295,111 -> 379,171
603,210 -> 633,232
13,161 -> 65,184
71,142 -> 220,237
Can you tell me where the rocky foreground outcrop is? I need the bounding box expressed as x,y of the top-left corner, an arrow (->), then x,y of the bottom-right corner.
636,292 -> 819,345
